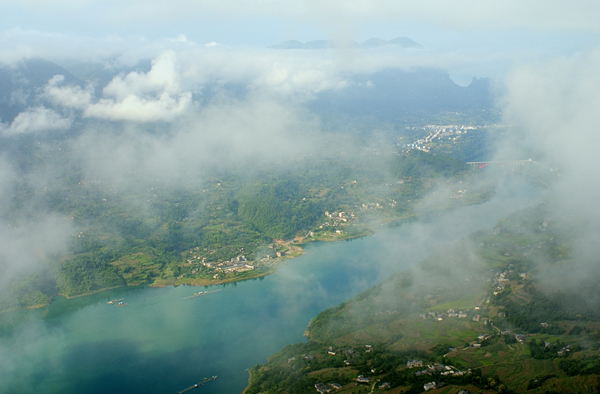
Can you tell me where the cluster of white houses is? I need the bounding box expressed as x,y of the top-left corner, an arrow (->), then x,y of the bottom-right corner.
419,309 -> 470,321
424,382 -> 469,393
399,124 -> 480,152
314,382 -> 342,394
186,249 -> 257,275
317,211 -> 355,229
201,256 -> 256,273
414,363 -> 471,378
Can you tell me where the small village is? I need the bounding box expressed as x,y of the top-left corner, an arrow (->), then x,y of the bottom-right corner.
182,239 -> 301,280
311,342 -> 475,394
309,210 -> 357,238
418,309 -> 472,321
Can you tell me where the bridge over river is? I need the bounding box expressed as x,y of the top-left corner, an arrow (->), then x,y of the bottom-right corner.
466,159 -> 534,170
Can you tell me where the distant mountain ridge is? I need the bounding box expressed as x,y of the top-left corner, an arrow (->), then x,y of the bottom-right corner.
308,68 -> 496,128
271,37 -> 422,49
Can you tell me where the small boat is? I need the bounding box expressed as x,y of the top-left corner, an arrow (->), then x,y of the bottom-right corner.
183,289 -> 222,299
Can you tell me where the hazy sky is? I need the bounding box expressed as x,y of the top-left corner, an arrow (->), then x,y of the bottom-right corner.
2,1 -> 600,82
2,0 -> 600,45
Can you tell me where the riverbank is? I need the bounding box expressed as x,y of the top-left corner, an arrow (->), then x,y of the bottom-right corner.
3,188 -> 495,315
60,285 -> 125,300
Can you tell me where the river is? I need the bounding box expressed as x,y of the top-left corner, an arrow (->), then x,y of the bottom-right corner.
0,178 -> 543,394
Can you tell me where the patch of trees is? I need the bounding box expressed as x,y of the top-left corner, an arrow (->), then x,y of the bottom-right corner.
385,363 -> 485,393
0,270 -> 56,311
56,254 -> 125,297
391,150 -> 471,180
430,343 -> 454,356
236,179 -> 325,239
354,347 -> 429,376
528,339 -> 569,360
559,357 -> 600,376
245,363 -> 316,394
307,303 -> 351,343
526,374 -> 555,390
499,286 -> 600,333
245,342 -> 345,394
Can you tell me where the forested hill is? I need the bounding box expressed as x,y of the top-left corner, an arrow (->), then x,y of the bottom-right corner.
236,179 -> 325,240
245,204 -> 600,394
391,149 -> 471,179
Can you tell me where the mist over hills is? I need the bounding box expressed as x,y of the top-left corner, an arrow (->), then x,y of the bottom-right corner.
0,56 -> 496,132
0,58 -> 81,123
0,50 -> 500,312
271,37 -> 422,50
56,58 -> 153,89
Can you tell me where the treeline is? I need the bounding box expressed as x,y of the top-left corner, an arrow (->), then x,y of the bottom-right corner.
528,339 -> 572,360
559,357 -> 600,376
391,149 -> 471,179
236,179 -> 326,239
497,283 -> 600,333
245,342 -> 330,394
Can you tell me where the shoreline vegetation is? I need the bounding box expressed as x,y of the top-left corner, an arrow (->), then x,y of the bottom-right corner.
15,215 -> 398,311
9,200 -> 479,314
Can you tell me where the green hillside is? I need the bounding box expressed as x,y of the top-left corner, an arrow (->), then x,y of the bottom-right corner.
0,143 -> 493,312
245,204 -> 600,394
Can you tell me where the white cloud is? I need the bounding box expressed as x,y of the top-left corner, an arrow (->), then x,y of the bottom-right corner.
45,75 -> 93,109
499,49 -> 600,292
103,51 -> 182,98
502,50 -> 600,183
84,91 -> 192,122
295,0 -> 600,33
0,214 -> 74,288
0,106 -> 72,136
44,52 -> 192,122
72,97 -> 319,187
249,59 -> 348,98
